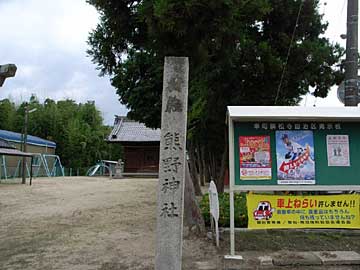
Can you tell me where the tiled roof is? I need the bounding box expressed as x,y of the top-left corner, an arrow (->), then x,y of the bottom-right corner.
108,116 -> 160,142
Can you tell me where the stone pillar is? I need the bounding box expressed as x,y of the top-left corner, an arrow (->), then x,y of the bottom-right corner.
113,159 -> 124,179
0,64 -> 17,87
155,57 -> 189,270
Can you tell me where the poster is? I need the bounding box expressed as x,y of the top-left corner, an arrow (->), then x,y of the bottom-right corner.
276,130 -> 315,184
327,135 -> 350,166
239,136 -> 271,180
247,193 -> 360,229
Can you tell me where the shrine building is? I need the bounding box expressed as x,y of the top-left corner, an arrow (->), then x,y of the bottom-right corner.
107,116 -> 160,176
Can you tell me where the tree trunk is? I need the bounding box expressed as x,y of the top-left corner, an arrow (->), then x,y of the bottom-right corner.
184,162 -> 205,235
208,151 -> 218,182
217,147 -> 227,193
188,142 -> 202,196
199,145 -> 206,186
196,143 -> 205,186
217,128 -> 228,193
202,146 -> 211,184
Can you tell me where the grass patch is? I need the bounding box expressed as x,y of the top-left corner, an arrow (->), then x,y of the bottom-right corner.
200,192 -> 248,227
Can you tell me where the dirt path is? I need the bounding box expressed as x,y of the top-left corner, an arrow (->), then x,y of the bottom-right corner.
0,177 -> 219,270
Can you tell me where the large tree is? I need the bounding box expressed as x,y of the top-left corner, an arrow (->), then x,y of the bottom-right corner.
87,0 -> 344,192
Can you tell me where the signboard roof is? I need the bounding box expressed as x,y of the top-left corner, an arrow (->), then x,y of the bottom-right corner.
227,106 -> 360,122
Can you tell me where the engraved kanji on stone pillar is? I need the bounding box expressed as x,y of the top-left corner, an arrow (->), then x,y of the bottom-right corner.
155,57 -> 189,270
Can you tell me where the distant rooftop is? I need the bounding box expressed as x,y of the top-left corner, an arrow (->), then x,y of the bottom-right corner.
108,116 -> 160,142
0,138 -> 33,157
0,138 -> 15,149
0,129 -> 56,148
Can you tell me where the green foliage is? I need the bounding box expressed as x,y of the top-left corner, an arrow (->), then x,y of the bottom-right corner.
0,99 -> 18,131
200,192 -> 248,227
0,96 -> 122,172
87,0 -> 345,187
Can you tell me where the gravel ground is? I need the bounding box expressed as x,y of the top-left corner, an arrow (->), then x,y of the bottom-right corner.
1,177 -> 359,270
0,177 -> 219,270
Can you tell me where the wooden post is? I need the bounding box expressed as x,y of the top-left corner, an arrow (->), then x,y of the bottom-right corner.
155,57 -> 189,270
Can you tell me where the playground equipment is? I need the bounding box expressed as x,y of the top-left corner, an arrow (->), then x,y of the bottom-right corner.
86,160 -> 118,177
31,154 -> 50,177
43,154 -> 65,177
0,155 -> 8,179
0,153 -> 64,179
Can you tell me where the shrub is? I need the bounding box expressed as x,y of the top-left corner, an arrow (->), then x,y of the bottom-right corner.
199,192 -> 248,228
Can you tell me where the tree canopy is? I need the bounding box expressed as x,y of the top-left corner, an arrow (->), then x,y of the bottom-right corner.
0,96 -> 122,174
87,0 -> 344,190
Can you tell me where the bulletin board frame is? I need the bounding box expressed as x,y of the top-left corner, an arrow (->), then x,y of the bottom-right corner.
226,106 -> 360,257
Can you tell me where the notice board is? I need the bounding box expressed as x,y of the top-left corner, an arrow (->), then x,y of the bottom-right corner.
234,121 -> 360,186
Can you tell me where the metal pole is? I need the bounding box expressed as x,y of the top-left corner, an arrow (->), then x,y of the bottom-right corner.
228,115 -> 235,256
30,156 -> 33,186
21,104 -> 28,184
230,191 -> 235,255
224,113 -> 242,260
345,0 -> 359,106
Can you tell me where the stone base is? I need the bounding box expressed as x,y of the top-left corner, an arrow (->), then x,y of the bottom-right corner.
224,255 -> 244,260
272,251 -> 322,266
313,251 -> 360,265
194,261 -> 217,270
258,255 -> 273,266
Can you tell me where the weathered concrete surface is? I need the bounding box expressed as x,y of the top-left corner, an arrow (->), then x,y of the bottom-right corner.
224,251 -> 360,269
223,253 -> 249,270
259,255 -> 273,266
155,56 -> 189,270
313,251 -> 360,265
272,251 -> 322,266
0,64 -> 17,87
194,261 -> 217,270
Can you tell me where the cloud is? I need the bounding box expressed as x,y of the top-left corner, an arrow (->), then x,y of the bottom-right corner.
0,0 -> 126,125
300,0 -> 347,108
0,0 -> 98,53
0,0 -> 352,126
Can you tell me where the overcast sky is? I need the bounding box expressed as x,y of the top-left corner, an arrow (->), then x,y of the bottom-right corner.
0,0 -> 351,125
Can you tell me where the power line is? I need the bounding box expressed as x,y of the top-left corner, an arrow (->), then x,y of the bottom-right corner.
274,0 -> 304,105
341,0 -> 347,15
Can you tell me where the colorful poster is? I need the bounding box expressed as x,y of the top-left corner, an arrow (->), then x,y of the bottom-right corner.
276,130 -> 315,184
327,135 -> 350,166
239,136 -> 271,180
247,193 -> 360,229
